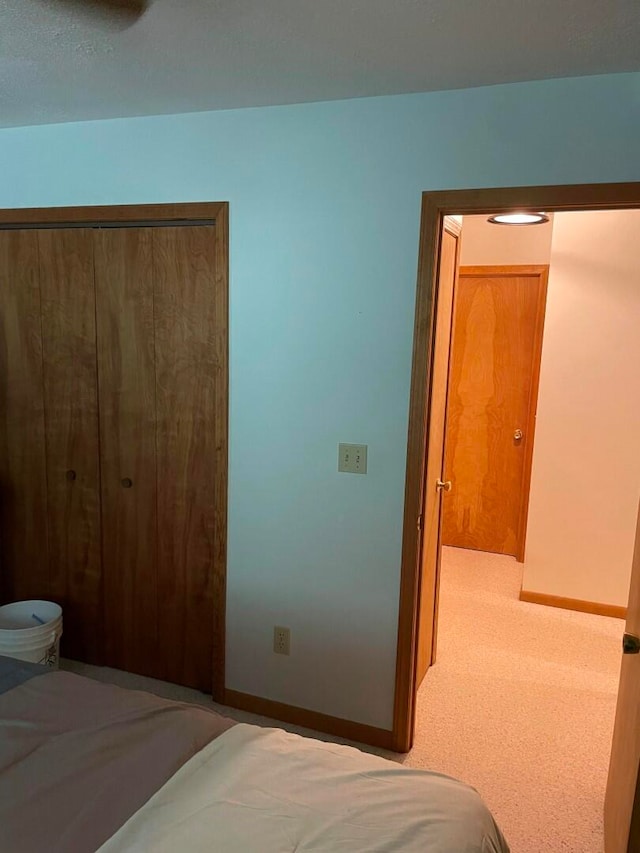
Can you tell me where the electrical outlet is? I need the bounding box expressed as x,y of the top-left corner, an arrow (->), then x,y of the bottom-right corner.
273,626 -> 291,656
338,443 -> 367,474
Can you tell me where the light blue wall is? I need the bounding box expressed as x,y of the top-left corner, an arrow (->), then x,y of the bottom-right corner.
1,73 -> 638,729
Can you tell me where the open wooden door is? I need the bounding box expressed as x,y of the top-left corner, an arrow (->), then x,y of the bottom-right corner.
605,501 -> 640,853
415,217 -> 460,687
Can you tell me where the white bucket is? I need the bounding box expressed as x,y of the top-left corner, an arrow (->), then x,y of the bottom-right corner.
0,600 -> 63,668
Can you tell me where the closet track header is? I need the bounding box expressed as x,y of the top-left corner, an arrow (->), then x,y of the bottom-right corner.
0,220 -> 216,230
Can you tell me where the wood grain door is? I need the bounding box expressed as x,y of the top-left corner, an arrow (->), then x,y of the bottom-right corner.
415,218 -> 460,687
153,227 -> 216,692
605,503 -> 640,853
94,228 -> 160,678
0,231 -> 49,601
95,226 -> 217,691
442,265 -> 548,561
38,229 -> 103,663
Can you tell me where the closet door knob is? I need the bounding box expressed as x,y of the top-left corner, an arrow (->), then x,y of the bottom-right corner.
121,477 -> 133,489
66,470 -> 77,482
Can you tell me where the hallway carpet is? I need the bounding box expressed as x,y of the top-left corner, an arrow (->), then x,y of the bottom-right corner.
62,546 -> 624,852
410,546 -> 623,852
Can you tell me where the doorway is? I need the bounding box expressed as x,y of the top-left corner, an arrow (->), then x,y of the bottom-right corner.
391,183 -> 640,851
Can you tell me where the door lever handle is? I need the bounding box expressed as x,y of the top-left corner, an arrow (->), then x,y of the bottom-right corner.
623,633 -> 640,654
436,479 -> 452,493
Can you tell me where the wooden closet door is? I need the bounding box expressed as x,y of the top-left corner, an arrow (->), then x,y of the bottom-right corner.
38,229 -> 102,663
0,231 -> 49,601
94,228 -> 160,677
153,227 -> 216,691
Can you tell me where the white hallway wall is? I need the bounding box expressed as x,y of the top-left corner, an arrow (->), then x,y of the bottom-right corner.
522,210 -> 640,607
459,213 -> 554,266
0,73 -> 638,729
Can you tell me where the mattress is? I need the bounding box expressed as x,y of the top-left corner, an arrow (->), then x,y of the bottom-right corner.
0,655 -> 234,852
0,655 -> 509,852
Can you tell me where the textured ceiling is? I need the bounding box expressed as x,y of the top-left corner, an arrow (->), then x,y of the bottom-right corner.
1,0 -> 639,128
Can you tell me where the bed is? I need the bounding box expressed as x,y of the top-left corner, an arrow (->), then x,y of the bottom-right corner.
0,655 -> 509,852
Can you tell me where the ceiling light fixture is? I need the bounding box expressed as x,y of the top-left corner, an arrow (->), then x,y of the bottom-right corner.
487,212 -> 549,226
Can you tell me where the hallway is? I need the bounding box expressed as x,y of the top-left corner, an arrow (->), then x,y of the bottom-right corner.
410,546 -> 623,852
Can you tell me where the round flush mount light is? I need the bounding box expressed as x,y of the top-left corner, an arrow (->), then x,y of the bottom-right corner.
487,212 -> 549,226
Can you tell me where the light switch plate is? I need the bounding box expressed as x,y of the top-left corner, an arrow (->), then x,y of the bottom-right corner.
338,443 -> 368,474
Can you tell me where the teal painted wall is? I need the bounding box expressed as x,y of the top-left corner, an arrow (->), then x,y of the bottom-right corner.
1,73 -> 638,729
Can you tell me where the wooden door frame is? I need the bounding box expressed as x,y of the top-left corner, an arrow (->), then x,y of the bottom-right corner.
394,182 -> 640,753
0,202 -> 229,702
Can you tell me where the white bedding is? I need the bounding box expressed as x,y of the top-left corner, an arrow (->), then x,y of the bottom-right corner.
100,723 -> 509,852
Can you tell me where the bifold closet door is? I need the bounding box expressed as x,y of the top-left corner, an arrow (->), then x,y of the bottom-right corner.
0,229 -> 102,664
95,226 -> 216,691
94,228 -> 160,678
153,227 -> 216,691
0,230 -> 49,601
38,229 -> 102,663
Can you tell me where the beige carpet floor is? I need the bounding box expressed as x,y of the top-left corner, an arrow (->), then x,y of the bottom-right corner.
62,545 -> 625,852
411,546 -> 623,852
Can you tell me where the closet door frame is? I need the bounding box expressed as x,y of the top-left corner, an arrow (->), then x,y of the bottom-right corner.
0,203 -> 229,700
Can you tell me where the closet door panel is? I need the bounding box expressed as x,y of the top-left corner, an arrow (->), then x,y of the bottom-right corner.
0,231 -> 49,601
38,229 -> 102,662
94,228 -> 159,676
154,226 -> 216,691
